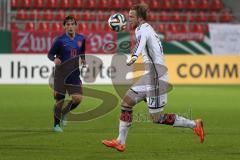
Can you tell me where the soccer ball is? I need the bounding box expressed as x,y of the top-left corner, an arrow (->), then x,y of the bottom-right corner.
108,13 -> 127,32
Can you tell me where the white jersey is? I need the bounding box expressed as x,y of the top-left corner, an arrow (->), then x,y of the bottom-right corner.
132,23 -> 164,65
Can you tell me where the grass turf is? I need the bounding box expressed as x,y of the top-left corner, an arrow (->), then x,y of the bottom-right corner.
0,85 -> 240,160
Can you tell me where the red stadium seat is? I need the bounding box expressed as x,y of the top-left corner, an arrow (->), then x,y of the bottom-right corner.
161,0 -> 172,10
73,0 -> 85,9
33,0 -> 45,9
186,0 -> 197,10
173,0 -> 185,10
22,0 -> 31,8
11,0 -> 18,9
202,24 -> 209,33
52,22 -> 63,31
123,0 -> 133,9
210,0 -> 223,11
112,0 -> 122,9
85,0 -> 96,9
55,10 -> 65,21
219,10 -> 233,22
148,12 -> 157,21
82,11 -> 92,21
43,10 -> 54,21
150,0 -> 160,10
199,0 -> 209,10
11,23 -> 19,31
97,11 -> 106,21
171,12 -> 182,22
208,12 -> 218,22
78,23 -> 88,32
25,22 -> 35,31
158,23 -> 166,33
192,24 -> 204,33
99,0 -> 110,9
46,0 -> 58,8
38,22 -> 50,31
60,0 -> 71,9
28,10 -> 36,20
16,9 -> 27,20
196,11 -> 207,22
185,11 -> 195,22
159,11 -> 169,22
179,24 -> 191,33
167,23 -> 178,33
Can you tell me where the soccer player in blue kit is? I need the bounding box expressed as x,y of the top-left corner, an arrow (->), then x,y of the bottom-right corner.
48,16 -> 86,132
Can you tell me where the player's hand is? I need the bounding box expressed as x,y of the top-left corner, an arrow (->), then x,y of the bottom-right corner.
81,59 -> 86,67
127,56 -> 137,66
54,58 -> 61,65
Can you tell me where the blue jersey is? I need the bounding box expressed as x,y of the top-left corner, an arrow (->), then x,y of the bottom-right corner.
48,33 -> 85,85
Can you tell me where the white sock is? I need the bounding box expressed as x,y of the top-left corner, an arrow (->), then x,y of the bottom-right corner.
173,115 -> 196,129
117,120 -> 131,144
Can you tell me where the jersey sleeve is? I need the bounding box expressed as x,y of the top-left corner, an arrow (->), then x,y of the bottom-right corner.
47,38 -> 61,61
132,28 -> 148,58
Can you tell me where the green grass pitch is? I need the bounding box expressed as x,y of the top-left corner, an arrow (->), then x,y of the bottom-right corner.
0,85 -> 240,160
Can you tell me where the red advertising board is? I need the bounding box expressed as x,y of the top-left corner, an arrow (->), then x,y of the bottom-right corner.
12,31 -> 117,54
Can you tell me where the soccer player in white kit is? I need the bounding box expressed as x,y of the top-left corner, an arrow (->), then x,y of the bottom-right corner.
102,3 -> 204,152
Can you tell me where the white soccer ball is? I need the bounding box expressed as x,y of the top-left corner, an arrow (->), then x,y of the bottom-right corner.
108,13 -> 127,32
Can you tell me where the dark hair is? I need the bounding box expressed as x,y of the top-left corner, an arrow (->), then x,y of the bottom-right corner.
131,3 -> 149,20
63,15 -> 77,26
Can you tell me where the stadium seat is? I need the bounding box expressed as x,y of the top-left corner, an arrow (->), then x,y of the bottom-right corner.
46,0 -> 58,8
210,0 -> 223,11
99,0 -> 110,9
43,10 -> 54,21
160,0 -> 172,10
123,0 -> 133,9
158,23 -> 166,33
208,12 -> 218,22
150,0 -> 160,10
202,24 -> 209,33
112,0 -> 122,9
85,0 -> 96,9
16,9 -> 27,20
38,22 -> 50,31
25,22 -> 35,31
167,23 -> 178,33
199,0 -> 209,10
60,0 -> 72,9
28,10 -> 36,20
82,11 -> 92,21
219,10 -> 233,22
185,11 -> 195,22
159,11 -> 169,22
52,22 -> 63,31
11,0 -> 18,9
173,0 -> 185,10
22,0 -> 31,8
196,11 -> 207,22
97,11 -> 106,21
55,10 -> 65,21
171,12 -> 182,22
78,23 -> 88,31
186,0 -> 197,10
33,0 -> 45,9
148,12 -> 157,21
179,24 -> 191,33
192,24 -> 204,33
73,0 -> 85,9
11,23 -> 19,31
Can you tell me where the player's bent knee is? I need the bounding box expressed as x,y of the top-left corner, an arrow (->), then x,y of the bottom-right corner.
72,95 -> 82,104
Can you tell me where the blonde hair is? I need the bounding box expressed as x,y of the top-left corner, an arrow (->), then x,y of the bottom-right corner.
131,3 -> 149,20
